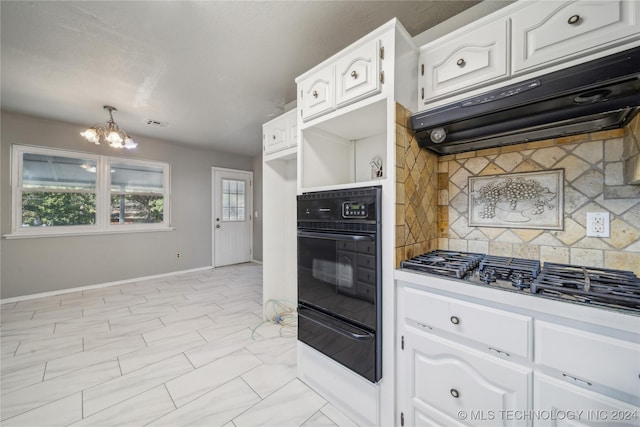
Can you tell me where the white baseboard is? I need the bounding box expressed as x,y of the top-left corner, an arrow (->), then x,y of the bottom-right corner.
251,259 -> 263,265
0,266 -> 213,304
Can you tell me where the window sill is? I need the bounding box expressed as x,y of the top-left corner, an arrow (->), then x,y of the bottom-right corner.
3,226 -> 175,239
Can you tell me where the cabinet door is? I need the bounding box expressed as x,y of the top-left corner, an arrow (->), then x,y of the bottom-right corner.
402,287 -> 533,359
335,39 -> 382,108
535,321 -> 640,399
512,0 -> 640,74
399,330 -> 532,427
287,111 -> 298,149
300,66 -> 335,122
534,373 -> 640,427
419,18 -> 509,103
263,117 -> 288,154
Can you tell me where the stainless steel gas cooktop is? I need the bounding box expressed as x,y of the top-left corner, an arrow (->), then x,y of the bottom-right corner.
401,251 -> 640,313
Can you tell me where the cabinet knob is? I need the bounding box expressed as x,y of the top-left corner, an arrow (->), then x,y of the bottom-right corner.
456,58 -> 465,67
351,70 -> 358,79
312,90 -> 318,98
450,388 -> 460,398
450,316 -> 460,325
567,14 -> 580,25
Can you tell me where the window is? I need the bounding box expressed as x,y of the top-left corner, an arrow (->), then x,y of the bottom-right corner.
11,145 -> 170,236
222,178 -> 246,221
110,161 -> 165,225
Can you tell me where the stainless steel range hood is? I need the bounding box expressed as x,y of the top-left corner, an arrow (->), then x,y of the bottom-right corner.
410,46 -> 640,155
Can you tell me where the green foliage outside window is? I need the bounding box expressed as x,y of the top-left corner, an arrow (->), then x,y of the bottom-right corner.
22,192 -> 96,226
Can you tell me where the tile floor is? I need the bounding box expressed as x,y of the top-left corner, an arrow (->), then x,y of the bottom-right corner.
0,263 -> 357,427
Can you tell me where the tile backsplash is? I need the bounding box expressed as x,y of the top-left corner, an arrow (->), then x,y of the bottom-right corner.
396,103 -> 640,275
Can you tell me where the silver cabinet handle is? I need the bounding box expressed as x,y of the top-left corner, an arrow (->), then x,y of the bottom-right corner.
456,58 -> 465,67
562,373 -> 592,386
450,388 -> 460,398
568,14 -> 580,25
312,90 -> 318,98
450,316 -> 460,325
351,70 -> 358,79
489,347 -> 511,357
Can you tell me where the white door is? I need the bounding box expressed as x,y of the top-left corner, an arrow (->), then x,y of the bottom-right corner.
212,168 -> 253,267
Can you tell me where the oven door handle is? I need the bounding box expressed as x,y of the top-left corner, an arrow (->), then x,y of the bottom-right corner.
297,230 -> 374,242
298,309 -> 373,341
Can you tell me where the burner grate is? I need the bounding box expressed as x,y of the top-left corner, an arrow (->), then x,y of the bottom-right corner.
531,263 -> 640,310
400,251 -> 484,279
478,256 -> 541,288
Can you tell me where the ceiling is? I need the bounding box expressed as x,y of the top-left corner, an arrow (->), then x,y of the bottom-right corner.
1,1 -> 484,157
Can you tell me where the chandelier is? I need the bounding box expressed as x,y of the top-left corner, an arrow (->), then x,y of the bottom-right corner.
80,105 -> 137,149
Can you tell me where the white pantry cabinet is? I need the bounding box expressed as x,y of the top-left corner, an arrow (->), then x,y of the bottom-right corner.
262,109 -> 298,315
295,18 -> 418,427
418,0 -> 640,108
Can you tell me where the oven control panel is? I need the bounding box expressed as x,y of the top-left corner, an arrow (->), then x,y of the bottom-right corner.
342,201 -> 368,218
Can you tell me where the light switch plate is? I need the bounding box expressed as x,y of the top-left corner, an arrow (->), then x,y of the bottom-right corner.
586,212 -> 610,237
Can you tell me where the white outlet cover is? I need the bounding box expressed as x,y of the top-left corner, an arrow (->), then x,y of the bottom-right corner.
586,212 -> 610,237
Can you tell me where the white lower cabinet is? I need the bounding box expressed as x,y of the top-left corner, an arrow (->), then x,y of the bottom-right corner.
534,373 -> 640,427
397,279 -> 640,427
400,329 -> 532,427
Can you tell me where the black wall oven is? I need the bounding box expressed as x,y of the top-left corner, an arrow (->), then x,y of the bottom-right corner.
297,186 -> 381,382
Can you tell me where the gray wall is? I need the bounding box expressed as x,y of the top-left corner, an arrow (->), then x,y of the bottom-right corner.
252,155 -> 263,262
1,111 -> 254,299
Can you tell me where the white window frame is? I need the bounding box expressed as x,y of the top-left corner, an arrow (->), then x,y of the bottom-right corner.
8,144 -> 172,238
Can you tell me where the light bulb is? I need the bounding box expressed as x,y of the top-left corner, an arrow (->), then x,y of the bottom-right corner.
81,128 -> 100,144
107,131 -> 123,147
124,137 -> 138,149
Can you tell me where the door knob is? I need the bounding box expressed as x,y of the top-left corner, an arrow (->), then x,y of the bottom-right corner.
216,224 -> 221,229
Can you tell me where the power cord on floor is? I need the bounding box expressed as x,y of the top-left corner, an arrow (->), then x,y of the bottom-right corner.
251,298 -> 297,340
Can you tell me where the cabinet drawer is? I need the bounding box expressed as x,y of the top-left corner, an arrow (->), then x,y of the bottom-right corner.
534,373 -> 640,426
535,321 -> 640,398
335,39 -> 382,108
419,18 -> 509,103
512,0 -> 640,73
402,287 -> 532,359
300,66 -> 335,122
404,332 -> 531,425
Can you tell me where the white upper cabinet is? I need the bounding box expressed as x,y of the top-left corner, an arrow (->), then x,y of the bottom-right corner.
263,117 -> 288,154
263,109 -> 297,157
299,67 -> 335,122
335,39 -> 382,107
417,0 -> 640,109
298,30 -> 387,124
419,19 -> 509,102
512,0 -> 640,74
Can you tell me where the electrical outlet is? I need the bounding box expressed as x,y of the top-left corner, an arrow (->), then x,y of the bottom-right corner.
176,252 -> 181,259
586,212 -> 610,237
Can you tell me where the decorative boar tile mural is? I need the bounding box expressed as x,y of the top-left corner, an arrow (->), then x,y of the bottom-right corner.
468,170 -> 563,230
